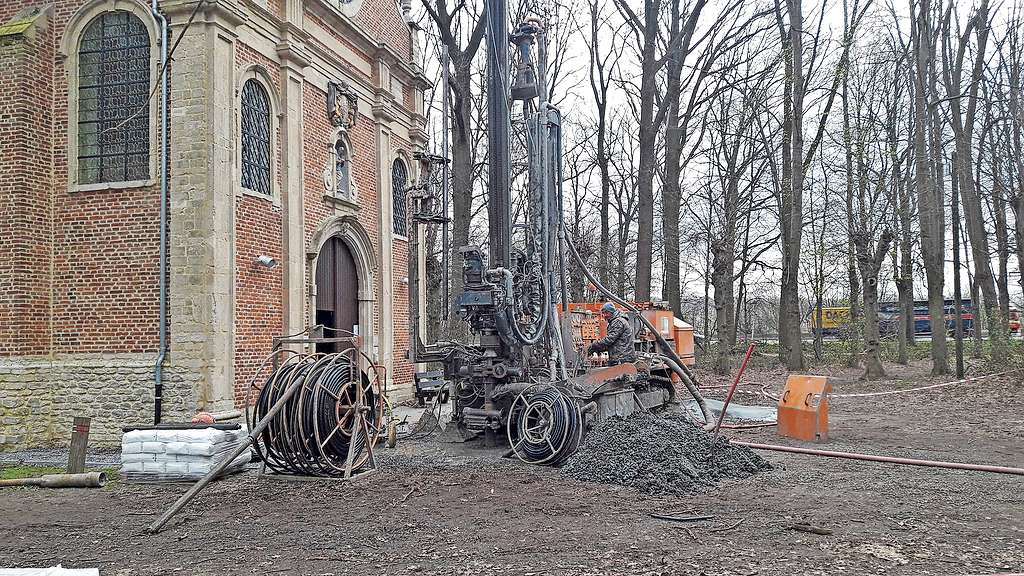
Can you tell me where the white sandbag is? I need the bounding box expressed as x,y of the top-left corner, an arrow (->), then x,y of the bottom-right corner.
142,461 -> 167,473
123,429 -> 157,443
162,462 -> 190,475
163,441 -> 191,455
121,442 -> 142,454
120,461 -> 144,473
140,442 -> 165,454
120,452 -> 157,463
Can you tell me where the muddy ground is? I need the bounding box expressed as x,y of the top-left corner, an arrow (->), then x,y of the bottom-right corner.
1,359 -> 1022,575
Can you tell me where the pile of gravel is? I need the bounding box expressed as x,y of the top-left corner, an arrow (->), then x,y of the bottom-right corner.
561,412 -> 771,495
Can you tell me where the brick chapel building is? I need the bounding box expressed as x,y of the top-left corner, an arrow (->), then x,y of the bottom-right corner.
0,0 -> 429,448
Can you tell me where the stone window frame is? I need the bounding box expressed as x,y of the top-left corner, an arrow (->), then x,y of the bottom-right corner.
390,153 -> 411,240
235,64 -> 280,203
60,0 -> 160,193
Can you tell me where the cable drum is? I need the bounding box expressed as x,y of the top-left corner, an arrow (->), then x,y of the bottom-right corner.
246,351 -> 383,477
507,384 -> 583,465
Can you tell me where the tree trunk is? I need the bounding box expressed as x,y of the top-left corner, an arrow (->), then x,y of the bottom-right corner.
912,0 -> 948,375
842,44 -> 861,368
899,152 -> 916,350
588,0 -> 612,289
855,231 -> 893,380
778,0 -> 805,371
449,67 -> 474,335
943,0 -> 1003,362
632,0 -> 661,303
712,238 -> 735,375
663,134 -> 683,316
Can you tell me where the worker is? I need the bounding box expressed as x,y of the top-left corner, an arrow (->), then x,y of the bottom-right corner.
587,302 -> 638,365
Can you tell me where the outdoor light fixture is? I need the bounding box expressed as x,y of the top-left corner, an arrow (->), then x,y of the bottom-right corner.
255,255 -> 278,268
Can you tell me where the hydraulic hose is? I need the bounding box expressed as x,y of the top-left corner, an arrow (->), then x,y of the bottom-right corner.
560,226 -> 714,426
494,267 -> 548,346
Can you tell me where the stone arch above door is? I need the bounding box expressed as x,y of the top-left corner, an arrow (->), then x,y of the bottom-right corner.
307,215 -> 377,302
306,216 -> 378,358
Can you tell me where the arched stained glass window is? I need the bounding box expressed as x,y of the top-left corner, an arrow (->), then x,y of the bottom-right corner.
335,139 -> 350,199
392,159 -> 408,236
240,78 -> 272,195
77,11 -> 151,185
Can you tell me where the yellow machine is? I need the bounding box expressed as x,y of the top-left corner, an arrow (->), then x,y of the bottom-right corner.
809,307 -> 851,336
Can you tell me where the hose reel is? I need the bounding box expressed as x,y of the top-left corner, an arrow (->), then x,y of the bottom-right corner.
506,384 -> 583,465
246,351 -> 383,477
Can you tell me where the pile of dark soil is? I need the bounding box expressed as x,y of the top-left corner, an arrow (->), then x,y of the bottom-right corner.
561,412 -> 771,495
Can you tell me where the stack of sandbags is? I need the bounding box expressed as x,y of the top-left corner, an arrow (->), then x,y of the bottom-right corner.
120,427 -> 250,482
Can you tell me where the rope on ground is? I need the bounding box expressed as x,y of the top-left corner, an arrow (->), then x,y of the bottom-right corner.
831,368 -> 1022,398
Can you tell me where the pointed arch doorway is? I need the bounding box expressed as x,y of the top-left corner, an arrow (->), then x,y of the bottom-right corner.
315,236 -> 359,353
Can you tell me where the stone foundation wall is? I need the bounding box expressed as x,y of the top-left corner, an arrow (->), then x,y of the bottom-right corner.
0,354 -> 195,450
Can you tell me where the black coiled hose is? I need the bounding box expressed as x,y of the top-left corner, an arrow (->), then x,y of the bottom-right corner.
247,352 -> 382,477
507,384 -> 583,465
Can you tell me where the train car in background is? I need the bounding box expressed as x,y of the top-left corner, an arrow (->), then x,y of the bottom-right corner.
810,305 -> 899,337
809,307 -> 852,337
807,299 -> 1007,337
908,299 -> 974,335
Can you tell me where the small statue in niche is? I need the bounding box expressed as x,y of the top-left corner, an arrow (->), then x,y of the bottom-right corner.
327,81 -> 358,129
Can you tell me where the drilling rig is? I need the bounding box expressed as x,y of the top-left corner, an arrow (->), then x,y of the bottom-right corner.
407,0 -> 712,464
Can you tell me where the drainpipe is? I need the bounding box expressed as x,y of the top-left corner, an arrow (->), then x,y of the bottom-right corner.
152,0 -> 169,424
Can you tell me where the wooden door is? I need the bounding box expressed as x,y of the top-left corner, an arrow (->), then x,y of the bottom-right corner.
315,236 -> 359,352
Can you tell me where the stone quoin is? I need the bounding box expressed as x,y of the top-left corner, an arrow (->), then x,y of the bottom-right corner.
0,0 -> 430,449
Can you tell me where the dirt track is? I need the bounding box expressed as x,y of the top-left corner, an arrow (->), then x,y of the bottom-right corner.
2,360 -> 1023,575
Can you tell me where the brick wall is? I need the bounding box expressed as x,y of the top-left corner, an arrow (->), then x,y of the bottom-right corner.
303,8 -> 375,87
267,0 -> 285,21
52,190 -> 161,352
1,0 -> 422,450
233,42 -> 285,408
0,17 -> 52,356
301,80 -> 383,313
52,0 -> 161,354
354,0 -> 411,59
233,195 -> 283,407
391,135 -> 415,395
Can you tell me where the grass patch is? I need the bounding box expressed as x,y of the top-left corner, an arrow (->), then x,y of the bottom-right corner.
0,464 -> 121,487
0,464 -> 64,480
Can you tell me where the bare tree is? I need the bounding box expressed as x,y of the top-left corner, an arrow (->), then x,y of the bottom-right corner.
613,0 -> 709,302
582,0 -> 620,289
421,0 -> 487,328
940,0 -> 1005,360
910,0 -> 949,375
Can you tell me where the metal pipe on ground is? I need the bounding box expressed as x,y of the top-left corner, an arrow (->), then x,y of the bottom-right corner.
0,472 -> 107,488
731,441 -> 1024,476
210,409 -> 243,422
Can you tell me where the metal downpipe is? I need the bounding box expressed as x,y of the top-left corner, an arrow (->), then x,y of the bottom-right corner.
152,1 -> 169,424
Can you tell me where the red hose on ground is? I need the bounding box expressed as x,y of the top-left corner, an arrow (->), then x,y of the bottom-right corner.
730,440 -> 1024,476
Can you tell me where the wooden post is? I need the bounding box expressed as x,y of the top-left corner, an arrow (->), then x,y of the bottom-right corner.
67,416 -> 91,474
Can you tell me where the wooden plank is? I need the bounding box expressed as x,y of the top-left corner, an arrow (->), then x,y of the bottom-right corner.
67,416 -> 91,474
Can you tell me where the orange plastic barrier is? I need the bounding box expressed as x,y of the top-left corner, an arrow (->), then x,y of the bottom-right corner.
777,375 -> 831,442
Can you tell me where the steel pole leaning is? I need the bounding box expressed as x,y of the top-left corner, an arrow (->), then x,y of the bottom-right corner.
148,360 -> 309,534
731,441 -> 1024,476
712,343 -> 756,444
